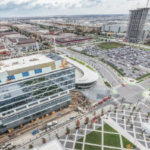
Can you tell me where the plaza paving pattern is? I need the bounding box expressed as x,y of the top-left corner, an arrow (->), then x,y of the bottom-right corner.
58,106 -> 150,150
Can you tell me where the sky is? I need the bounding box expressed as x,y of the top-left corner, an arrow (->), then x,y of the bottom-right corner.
0,0 -> 149,17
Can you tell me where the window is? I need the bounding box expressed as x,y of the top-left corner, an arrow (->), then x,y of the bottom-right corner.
7,75 -> 15,80
28,102 -> 38,107
0,80 -> 1,83
22,72 -> 29,77
34,69 -> 42,74
16,106 -> 26,111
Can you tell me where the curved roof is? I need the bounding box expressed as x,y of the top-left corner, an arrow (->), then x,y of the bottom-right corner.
63,56 -> 99,84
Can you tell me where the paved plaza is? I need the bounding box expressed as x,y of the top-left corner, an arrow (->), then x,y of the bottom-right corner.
58,105 -> 150,150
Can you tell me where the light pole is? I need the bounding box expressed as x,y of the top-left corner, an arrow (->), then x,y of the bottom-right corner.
136,99 -> 141,107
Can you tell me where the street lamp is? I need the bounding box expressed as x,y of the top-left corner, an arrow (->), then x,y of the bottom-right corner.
136,99 -> 141,107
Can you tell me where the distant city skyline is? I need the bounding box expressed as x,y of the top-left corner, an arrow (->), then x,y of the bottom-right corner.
0,0 -> 149,17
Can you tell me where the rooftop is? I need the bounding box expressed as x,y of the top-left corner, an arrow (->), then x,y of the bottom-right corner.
0,53 -> 63,73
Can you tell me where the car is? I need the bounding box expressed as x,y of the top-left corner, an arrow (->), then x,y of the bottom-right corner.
98,100 -> 103,104
132,71 -> 135,73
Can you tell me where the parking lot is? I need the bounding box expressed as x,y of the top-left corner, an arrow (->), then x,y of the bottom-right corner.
100,46 -> 150,79
71,45 -> 102,57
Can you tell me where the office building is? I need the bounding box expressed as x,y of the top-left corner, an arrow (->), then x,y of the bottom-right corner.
0,53 -> 75,134
126,8 -> 150,43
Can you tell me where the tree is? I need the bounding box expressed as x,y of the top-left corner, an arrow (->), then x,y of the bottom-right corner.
122,105 -> 125,112
109,106 -> 111,112
29,144 -> 33,149
130,112 -> 133,117
66,126 -> 70,134
85,117 -> 89,124
42,138 -> 46,144
122,116 -> 124,120
130,124 -> 133,128
126,118 -> 130,125
147,112 -> 150,118
129,103 -> 132,109
132,106 -> 136,112
93,111 -> 96,117
76,120 -> 80,129
141,130 -> 145,135
101,108 -> 104,115
70,133 -> 73,139
114,110 -> 117,115
90,121 -> 93,128
55,133 -> 59,139
134,115 -> 137,120
137,107 -> 141,112
98,117 -> 101,123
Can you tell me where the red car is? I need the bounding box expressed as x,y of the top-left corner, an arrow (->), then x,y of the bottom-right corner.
98,100 -> 103,104
103,97 -> 108,101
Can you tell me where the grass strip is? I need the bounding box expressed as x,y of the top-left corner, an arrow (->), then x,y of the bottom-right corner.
136,73 -> 150,80
86,65 -> 95,72
69,57 -> 85,65
104,81 -> 111,87
101,59 -> 124,77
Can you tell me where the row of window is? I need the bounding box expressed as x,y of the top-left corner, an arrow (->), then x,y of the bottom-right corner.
0,83 -> 75,113
0,68 -> 75,92
6,69 -> 43,81
2,95 -> 71,124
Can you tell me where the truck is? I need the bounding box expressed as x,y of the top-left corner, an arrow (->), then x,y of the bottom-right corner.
31,129 -> 39,135
47,121 -> 57,127
77,107 -> 85,113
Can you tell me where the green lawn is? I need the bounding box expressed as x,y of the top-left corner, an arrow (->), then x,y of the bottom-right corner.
104,133 -> 121,147
96,126 -> 102,131
85,131 -> 102,145
97,42 -> 125,50
86,65 -> 95,72
69,57 -> 85,65
75,143 -> 83,150
122,136 -> 136,149
104,124 -> 117,133
84,145 -> 101,150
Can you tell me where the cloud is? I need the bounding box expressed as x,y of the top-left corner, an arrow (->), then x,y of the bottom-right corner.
0,0 -> 102,11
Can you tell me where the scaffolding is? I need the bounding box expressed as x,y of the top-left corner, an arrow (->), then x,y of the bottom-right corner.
126,8 -> 150,43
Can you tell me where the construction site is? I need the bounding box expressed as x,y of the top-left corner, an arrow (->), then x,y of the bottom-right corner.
0,90 -> 93,146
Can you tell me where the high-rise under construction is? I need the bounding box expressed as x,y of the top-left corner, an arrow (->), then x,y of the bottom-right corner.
126,8 -> 149,43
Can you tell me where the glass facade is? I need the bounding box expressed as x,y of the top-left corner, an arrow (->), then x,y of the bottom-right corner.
0,67 -> 75,134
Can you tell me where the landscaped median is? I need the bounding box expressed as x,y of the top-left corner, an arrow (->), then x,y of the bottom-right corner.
69,57 -> 86,65
100,59 -> 125,77
69,57 -> 96,72
136,73 -> 150,81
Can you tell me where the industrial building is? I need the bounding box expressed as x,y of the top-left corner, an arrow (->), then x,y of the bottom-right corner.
0,53 -> 75,134
126,8 -> 150,43
53,36 -> 92,46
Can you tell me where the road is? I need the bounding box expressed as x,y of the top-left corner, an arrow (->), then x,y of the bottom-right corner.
57,47 -> 120,88
15,102 -> 115,150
